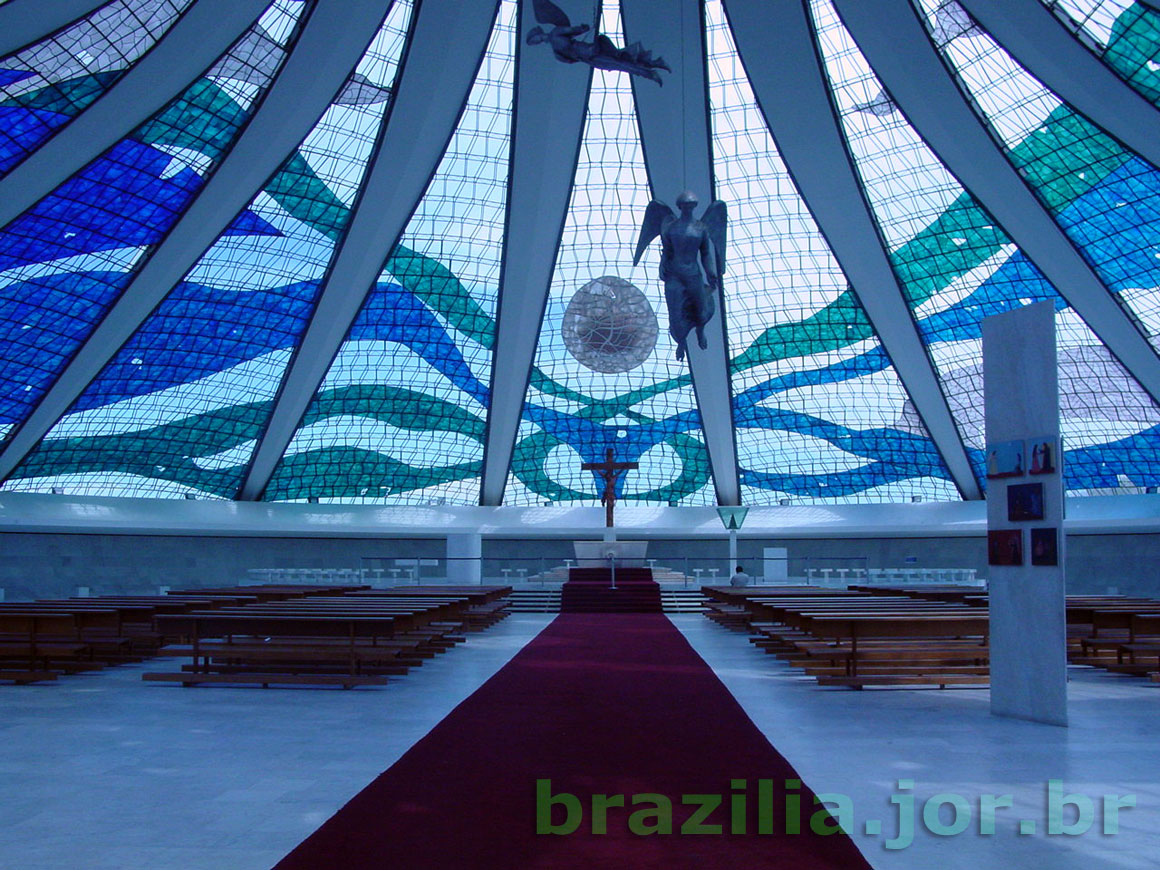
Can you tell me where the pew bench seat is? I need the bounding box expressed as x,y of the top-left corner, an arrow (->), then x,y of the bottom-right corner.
146,642 -> 414,685
804,664 -> 990,680
156,638 -> 427,673
0,640 -> 93,671
789,645 -> 989,664
816,673 -> 990,689
143,671 -> 389,689
0,668 -> 59,684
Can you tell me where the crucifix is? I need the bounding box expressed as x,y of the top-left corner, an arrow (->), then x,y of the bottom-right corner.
581,448 -> 639,529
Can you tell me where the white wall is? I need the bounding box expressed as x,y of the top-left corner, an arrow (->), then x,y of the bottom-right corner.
1,528 -> 1158,601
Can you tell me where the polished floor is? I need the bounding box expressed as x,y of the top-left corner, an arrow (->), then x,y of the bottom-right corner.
675,615 -> 1160,870
0,616 -> 553,870
0,613 -> 1156,869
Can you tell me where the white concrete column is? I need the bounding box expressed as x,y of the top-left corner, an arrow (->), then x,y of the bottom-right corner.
446,533 -> 481,585
763,547 -> 788,583
983,302 -> 1067,727
623,0 -> 741,505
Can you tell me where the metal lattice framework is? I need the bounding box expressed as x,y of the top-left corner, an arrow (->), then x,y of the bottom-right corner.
3,0 -> 1160,505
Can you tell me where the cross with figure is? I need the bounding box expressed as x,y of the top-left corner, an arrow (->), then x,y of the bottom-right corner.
581,448 -> 639,528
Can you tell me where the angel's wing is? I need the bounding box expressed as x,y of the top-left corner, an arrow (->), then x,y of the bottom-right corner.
701,200 -> 727,276
532,0 -> 571,27
633,200 -> 675,266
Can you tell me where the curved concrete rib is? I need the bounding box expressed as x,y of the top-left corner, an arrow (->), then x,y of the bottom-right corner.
833,0 -> 1160,409
479,0 -> 593,506
723,0 -> 982,499
0,0 -> 108,58
0,0 -> 393,484
622,0 -> 741,506
0,0 -> 271,229
239,0 -> 500,501
960,0 -> 1160,171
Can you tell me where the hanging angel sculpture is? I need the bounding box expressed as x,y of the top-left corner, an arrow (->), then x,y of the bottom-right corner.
526,0 -> 670,85
633,191 -> 727,361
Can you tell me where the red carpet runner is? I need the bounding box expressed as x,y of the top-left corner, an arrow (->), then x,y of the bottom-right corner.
276,614 -> 872,869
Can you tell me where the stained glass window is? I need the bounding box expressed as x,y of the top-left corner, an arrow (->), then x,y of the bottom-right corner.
505,2 -> 711,507
919,0 -> 1160,357
2,0 -> 1160,503
708,0 -> 957,504
1042,1 -> 1160,109
5,0 -> 410,498
814,0 -> 1160,494
0,1 -> 307,464
264,0 -> 514,504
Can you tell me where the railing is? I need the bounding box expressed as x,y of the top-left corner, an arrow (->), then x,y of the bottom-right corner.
0,559 -> 983,602
238,558 -> 984,588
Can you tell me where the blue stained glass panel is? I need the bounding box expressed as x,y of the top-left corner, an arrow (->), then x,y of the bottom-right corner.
0,0 -> 390,497
0,3 -> 306,451
813,0 -> 1160,495
707,0 -> 958,504
0,0 -> 193,177
504,3 -> 711,507
265,0 -> 515,504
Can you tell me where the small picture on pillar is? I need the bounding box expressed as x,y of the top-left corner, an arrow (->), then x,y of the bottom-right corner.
1007,482 -> 1045,521
1030,527 -> 1058,566
988,529 -> 1023,566
1028,437 -> 1056,475
985,439 -> 1025,479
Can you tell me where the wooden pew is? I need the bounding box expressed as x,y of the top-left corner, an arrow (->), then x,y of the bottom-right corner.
0,611 -> 89,682
142,590 -> 510,688
144,611 -> 407,688
849,585 -> 988,603
801,614 -> 990,688
1104,614 -> 1160,677
217,599 -> 471,652
1067,601 -> 1160,670
349,587 -> 512,628
745,599 -> 973,650
702,588 -> 875,631
702,590 -> 990,689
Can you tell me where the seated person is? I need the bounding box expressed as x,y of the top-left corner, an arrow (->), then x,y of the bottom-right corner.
729,565 -> 751,587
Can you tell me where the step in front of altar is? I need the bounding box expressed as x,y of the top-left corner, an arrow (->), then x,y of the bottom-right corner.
560,568 -> 662,613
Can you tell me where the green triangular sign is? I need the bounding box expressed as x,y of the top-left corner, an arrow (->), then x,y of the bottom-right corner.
716,506 -> 749,531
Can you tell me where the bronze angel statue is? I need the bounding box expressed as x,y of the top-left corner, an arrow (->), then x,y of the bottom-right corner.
633,192 -> 727,361
526,0 -> 670,85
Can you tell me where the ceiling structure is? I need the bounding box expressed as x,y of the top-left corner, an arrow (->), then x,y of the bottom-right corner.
1,0 -> 1160,508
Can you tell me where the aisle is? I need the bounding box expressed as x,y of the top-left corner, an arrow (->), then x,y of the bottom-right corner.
276,613 -> 872,868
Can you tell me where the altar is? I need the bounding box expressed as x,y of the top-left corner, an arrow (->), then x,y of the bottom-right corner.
573,540 -> 648,568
